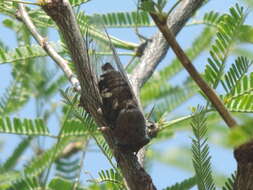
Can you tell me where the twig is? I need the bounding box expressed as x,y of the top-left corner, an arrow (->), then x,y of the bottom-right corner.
61,141 -> 84,158
134,0 -> 206,167
17,4 -> 81,91
149,12 -> 237,128
72,140 -> 89,190
10,0 -> 40,5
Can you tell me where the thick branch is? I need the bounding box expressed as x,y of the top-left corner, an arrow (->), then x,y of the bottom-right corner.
131,0 -> 205,90
17,4 -> 80,91
234,141 -> 253,190
41,1 -> 156,189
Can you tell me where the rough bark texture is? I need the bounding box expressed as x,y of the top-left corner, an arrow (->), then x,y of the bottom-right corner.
234,141 -> 253,190
42,1 -> 156,189
131,0 -> 205,90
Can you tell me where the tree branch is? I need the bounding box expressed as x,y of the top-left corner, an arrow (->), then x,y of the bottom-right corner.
234,141 -> 253,190
16,4 -> 81,92
149,12 -> 237,128
134,0 -> 206,166
41,1 -> 156,189
131,0 -> 205,90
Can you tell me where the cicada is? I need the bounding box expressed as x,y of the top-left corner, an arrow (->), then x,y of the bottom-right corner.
86,27 -> 150,153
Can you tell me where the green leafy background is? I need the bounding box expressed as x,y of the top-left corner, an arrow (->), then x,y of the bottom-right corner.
0,0 -> 253,189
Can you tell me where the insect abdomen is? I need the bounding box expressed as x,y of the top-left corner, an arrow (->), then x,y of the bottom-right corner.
98,63 -> 149,152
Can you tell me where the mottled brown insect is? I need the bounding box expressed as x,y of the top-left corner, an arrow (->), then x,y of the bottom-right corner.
98,63 -> 149,153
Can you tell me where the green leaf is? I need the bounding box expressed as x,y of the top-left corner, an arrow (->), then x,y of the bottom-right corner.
157,0 -> 167,11
94,136 -> 113,160
221,56 -> 252,94
55,157 -> 81,180
140,0 -> 156,12
204,4 -> 246,89
97,168 -> 123,188
237,24 -> 253,44
79,14 -> 138,50
151,80 -> 198,119
0,42 -> 64,65
227,120 -> 253,147
191,107 -> 216,190
0,81 -> 30,115
69,0 -> 90,7
222,172 -> 236,190
49,177 -> 85,190
142,26 -> 215,105
203,11 -> 222,26
0,138 -> 71,188
224,72 -> 253,112
91,11 -> 152,28
7,177 -> 41,190
163,176 -> 196,190
61,119 -> 96,137
0,116 -> 51,136
2,137 -> 32,171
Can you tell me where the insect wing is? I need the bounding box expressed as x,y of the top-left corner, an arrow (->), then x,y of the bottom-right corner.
104,29 -> 140,107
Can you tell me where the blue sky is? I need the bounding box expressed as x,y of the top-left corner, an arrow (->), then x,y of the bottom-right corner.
0,0 -> 250,189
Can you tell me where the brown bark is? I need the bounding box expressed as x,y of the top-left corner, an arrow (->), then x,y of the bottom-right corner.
149,13 -> 237,129
234,141 -> 253,190
41,1 -> 156,189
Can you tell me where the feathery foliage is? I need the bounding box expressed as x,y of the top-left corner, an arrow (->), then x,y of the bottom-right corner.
1,137 -> 32,171
60,88 -> 98,133
152,80 -> 198,119
0,81 -> 29,115
163,176 -> 196,190
227,119 -> 253,147
204,4 -> 245,88
91,11 -> 152,28
142,25 -> 215,99
191,107 -> 215,190
222,173 -> 236,190
48,177 -> 86,190
97,168 -> 123,187
224,72 -> 253,112
69,0 -> 90,7
55,157 -> 81,180
221,56 -> 252,94
0,137 -> 71,189
0,116 -> 50,136
9,177 -> 42,190
0,42 -> 63,65
94,136 -> 113,160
